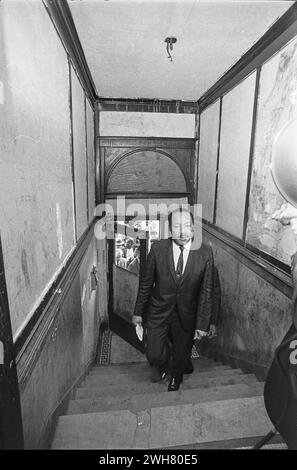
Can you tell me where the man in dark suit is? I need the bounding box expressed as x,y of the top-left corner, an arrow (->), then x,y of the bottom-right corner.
132,208 -> 214,391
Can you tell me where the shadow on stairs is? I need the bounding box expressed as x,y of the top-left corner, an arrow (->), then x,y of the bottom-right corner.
51,331 -> 287,450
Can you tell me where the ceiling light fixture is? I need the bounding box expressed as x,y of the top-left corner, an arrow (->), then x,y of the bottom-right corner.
164,37 -> 177,62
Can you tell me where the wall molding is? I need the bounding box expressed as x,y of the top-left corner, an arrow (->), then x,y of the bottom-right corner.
15,219 -> 98,384
99,137 -> 196,148
203,222 -> 292,299
98,98 -> 197,114
105,192 -> 190,199
43,0 -> 97,106
198,2 -> 297,112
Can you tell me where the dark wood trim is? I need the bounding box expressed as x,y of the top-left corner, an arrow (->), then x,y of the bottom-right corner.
198,3 -> 297,112
193,107 -> 200,202
68,58 -> 77,242
101,147 -> 106,204
43,0 -> 97,106
107,239 -> 114,321
0,235 -> 24,449
105,192 -> 191,199
204,219 -> 292,274
84,95 -> 89,222
99,136 -> 195,149
94,102 -> 101,206
242,67 -> 261,242
203,222 -> 292,299
213,98 -> 223,225
98,98 -> 197,114
15,218 -> 99,359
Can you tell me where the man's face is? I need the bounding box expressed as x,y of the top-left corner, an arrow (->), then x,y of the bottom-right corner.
170,211 -> 193,245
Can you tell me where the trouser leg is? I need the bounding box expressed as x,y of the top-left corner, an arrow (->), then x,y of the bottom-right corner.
169,311 -> 193,381
145,323 -> 171,369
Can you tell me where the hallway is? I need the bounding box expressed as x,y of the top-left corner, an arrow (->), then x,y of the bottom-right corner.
1,0 -> 297,451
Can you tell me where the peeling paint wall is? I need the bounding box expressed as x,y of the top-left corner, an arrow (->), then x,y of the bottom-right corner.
0,1 -> 75,337
0,2 -> 96,339
0,1 -> 99,449
246,37 -> 297,265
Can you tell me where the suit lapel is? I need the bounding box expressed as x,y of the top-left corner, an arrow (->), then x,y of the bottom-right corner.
167,240 -> 178,285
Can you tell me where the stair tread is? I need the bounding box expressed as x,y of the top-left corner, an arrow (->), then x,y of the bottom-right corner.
89,364 -> 230,378
92,358 -> 221,374
83,368 -> 244,387
75,374 -> 259,399
52,395 -> 270,449
67,381 -> 264,415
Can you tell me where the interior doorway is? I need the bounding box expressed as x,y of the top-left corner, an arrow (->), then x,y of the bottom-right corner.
108,218 -> 160,352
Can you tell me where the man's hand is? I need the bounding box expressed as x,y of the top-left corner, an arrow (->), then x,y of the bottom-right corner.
194,329 -> 208,341
132,315 -> 142,327
208,324 -> 217,339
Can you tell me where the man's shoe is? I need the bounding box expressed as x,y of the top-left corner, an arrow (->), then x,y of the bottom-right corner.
168,377 -> 181,392
184,360 -> 194,374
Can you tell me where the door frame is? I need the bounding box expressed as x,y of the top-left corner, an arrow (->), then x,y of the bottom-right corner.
107,219 -> 147,352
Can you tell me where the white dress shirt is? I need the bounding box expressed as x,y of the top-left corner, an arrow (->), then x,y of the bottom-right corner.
172,239 -> 208,336
172,239 -> 192,273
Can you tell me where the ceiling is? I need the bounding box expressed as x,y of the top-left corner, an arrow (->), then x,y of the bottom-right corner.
69,0 -> 294,101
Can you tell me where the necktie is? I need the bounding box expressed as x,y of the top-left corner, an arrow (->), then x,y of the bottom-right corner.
176,246 -> 184,279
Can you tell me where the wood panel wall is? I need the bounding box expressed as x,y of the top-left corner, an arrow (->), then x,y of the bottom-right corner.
100,137 -> 195,202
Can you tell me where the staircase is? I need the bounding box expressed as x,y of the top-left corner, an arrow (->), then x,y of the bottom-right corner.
51,338 -> 277,449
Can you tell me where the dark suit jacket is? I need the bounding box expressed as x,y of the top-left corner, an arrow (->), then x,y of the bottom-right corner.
134,238 -> 214,332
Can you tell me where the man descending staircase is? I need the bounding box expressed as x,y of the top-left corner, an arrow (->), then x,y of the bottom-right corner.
51,332 -> 286,449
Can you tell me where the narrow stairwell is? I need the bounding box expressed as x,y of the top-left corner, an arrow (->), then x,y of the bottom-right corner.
51,333 -> 280,449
